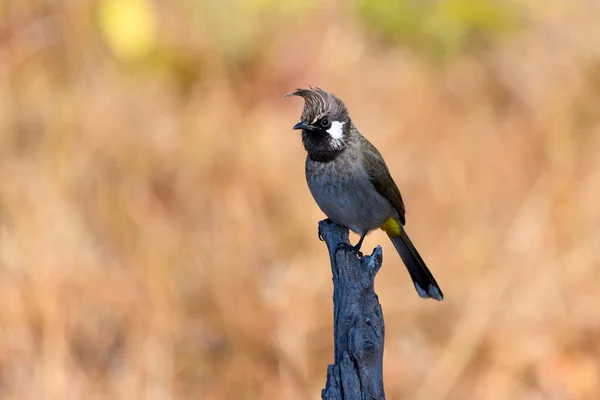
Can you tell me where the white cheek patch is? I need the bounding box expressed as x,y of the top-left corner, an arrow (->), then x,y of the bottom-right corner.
326,121 -> 346,150
326,121 -> 345,140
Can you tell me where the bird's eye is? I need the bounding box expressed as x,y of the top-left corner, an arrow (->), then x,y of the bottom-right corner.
320,118 -> 331,128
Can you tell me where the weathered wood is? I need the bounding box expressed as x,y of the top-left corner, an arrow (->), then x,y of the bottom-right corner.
319,219 -> 386,400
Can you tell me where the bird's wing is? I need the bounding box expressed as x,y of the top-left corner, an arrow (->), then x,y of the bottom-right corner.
360,136 -> 406,225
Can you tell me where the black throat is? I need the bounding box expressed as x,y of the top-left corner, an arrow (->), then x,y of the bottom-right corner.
308,149 -> 344,163
302,129 -> 345,163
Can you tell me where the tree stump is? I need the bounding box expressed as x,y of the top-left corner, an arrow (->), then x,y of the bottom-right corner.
319,219 -> 386,400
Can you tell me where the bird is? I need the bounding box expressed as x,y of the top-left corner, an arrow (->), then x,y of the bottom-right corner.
284,87 -> 443,301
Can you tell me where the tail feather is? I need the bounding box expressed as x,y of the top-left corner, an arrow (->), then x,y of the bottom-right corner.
388,226 -> 443,301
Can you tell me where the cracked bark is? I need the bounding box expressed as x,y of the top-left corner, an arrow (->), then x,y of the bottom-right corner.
319,219 -> 386,400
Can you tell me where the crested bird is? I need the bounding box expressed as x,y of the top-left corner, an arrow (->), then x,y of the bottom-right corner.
285,87 -> 443,300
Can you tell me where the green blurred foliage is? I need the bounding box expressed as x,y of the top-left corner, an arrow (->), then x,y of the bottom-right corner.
193,0 -> 316,59
94,0 -> 318,91
355,0 -> 521,59
94,0 -> 520,82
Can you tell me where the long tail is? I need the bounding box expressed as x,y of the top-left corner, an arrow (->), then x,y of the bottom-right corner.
387,226 -> 443,301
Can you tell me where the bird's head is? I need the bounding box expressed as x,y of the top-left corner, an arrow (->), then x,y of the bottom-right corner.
284,87 -> 352,160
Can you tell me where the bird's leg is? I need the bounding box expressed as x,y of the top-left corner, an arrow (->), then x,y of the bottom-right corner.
353,231 -> 367,252
336,231 -> 367,258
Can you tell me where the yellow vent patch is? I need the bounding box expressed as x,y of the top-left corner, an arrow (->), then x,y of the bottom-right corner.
380,217 -> 401,236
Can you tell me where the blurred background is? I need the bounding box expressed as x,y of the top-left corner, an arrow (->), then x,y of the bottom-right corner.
1,0 -> 600,399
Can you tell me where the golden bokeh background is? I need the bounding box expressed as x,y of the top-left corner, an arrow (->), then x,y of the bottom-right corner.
1,0 -> 600,399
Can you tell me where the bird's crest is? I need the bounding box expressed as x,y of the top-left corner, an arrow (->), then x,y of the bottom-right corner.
284,87 -> 348,124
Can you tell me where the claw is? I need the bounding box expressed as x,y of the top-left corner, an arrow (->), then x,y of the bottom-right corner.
335,242 -> 363,258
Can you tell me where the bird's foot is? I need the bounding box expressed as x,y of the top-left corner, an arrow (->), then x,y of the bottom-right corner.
335,242 -> 363,258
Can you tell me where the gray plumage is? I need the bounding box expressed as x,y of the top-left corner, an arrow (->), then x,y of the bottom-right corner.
285,87 -> 443,301
305,135 -> 399,234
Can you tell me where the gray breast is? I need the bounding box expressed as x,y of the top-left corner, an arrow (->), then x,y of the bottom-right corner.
305,151 -> 396,234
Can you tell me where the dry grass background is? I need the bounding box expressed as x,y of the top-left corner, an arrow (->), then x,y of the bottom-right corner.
1,0 -> 600,399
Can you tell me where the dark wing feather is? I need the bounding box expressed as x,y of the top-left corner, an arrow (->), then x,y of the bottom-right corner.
360,136 -> 406,225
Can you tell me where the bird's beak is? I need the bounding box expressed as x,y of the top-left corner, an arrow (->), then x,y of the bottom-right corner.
293,121 -> 313,131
